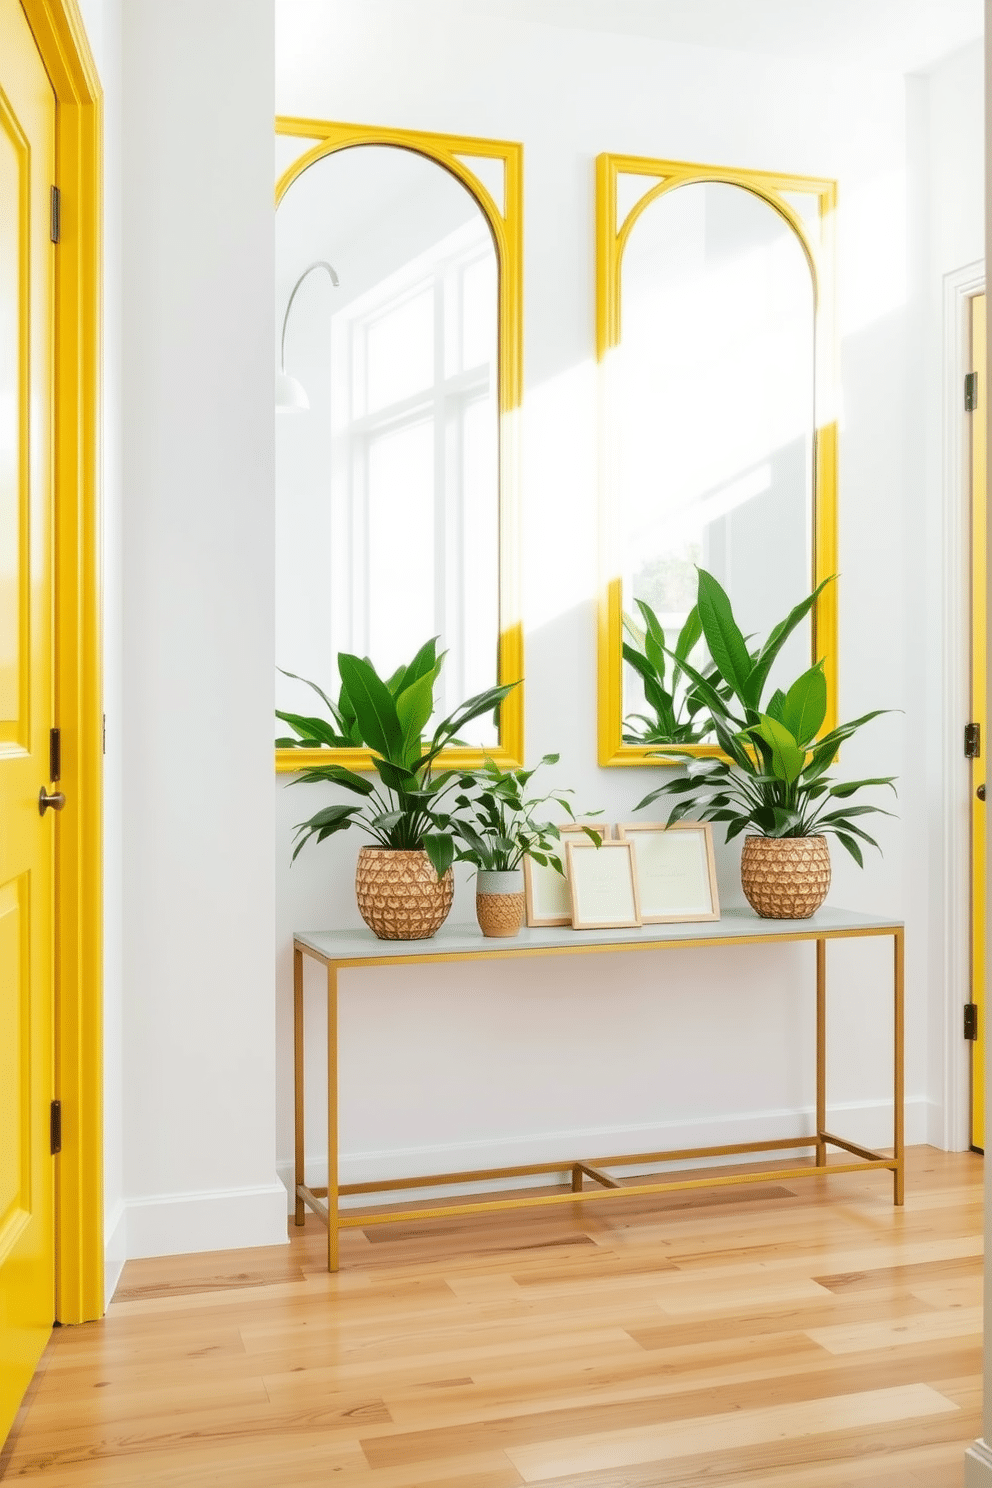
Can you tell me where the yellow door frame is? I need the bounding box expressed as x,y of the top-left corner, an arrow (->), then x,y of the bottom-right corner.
18,0 -> 103,1322
971,292 -> 986,1151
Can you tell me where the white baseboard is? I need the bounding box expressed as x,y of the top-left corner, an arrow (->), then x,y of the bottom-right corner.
965,1438 -> 992,1485
103,1198 -> 127,1308
121,1181 -> 288,1260
277,1099 -> 929,1212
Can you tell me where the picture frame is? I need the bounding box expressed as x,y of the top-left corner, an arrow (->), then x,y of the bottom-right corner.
565,838 -> 641,931
615,822 -> 720,924
523,822 -> 611,927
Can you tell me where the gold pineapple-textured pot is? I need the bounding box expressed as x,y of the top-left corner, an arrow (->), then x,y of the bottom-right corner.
355,846 -> 454,940
740,835 -> 831,920
476,869 -> 525,938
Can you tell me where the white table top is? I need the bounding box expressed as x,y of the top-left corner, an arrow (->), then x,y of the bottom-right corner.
295,905 -> 903,967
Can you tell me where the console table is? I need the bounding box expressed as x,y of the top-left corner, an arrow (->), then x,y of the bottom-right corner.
293,907 -> 904,1271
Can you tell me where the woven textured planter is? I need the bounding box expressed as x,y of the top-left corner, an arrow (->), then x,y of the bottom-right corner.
355,847 -> 454,940
740,835 -> 831,920
476,869 -> 525,938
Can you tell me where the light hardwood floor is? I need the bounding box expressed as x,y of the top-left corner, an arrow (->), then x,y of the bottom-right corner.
0,1147 -> 983,1486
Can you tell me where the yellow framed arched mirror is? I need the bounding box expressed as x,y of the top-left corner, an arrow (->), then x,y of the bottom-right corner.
275,117 -> 523,773
596,153 -> 837,767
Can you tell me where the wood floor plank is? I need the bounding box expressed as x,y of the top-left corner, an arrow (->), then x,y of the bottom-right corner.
504,1383 -> 960,1482
808,1306 -> 982,1356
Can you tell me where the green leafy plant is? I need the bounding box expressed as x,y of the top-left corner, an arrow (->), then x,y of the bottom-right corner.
282,640 -> 515,879
634,569 -> 896,866
449,754 -> 599,874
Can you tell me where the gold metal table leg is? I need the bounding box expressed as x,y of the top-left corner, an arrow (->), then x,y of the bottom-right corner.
294,946 -> 305,1227
894,927 -> 905,1205
327,963 -> 340,1272
816,938 -> 826,1167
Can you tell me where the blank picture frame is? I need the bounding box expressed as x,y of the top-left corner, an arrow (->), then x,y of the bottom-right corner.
565,838 -> 641,930
523,823 -> 611,927
615,822 -> 720,923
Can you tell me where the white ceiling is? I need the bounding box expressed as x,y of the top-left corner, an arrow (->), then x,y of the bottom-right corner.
444,0 -> 983,75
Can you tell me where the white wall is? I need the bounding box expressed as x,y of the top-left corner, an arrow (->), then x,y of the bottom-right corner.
115,0 -> 285,1258
274,4 -> 939,1205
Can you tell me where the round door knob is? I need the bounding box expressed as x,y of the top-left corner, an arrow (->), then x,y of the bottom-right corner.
39,788 -> 66,816
978,784 -> 987,802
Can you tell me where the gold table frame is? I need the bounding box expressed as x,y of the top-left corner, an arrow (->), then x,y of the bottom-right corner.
293,909 -> 905,1271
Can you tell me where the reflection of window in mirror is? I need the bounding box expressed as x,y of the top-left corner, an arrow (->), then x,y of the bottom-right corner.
596,156 -> 837,766
275,124 -> 523,771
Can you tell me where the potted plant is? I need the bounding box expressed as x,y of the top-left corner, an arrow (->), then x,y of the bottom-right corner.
634,569 -> 896,919
278,639 -> 515,940
450,755 -> 595,937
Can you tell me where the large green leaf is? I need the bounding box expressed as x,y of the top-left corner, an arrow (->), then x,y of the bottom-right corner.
780,664 -> 827,746
422,831 -> 455,879
673,605 -> 703,666
403,637 -> 441,686
635,599 -> 667,682
742,575 -> 833,711
431,682 -> 517,750
290,803 -> 361,860
657,647 -> 730,725
396,670 -> 437,766
274,710 -> 346,748
696,569 -> 753,701
754,715 -> 806,784
828,776 -> 897,798
833,831 -> 865,867
623,643 -> 661,687
305,764 -> 375,796
338,652 -> 403,761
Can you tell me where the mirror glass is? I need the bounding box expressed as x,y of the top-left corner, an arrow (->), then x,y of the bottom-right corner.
276,145 -> 499,745
617,181 -> 815,744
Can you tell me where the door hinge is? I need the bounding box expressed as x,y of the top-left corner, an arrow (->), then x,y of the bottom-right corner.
966,372 -> 979,411
964,1003 -> 979,1041
965,722 -> 981,759
50,726 -> 61,783
50,1099 -> 62,1155
50,185 -> 60,245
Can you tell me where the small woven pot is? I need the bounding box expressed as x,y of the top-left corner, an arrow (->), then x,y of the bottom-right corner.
740,835 -> 831,920
355,846 -> 454,940
476,869 -> 525,938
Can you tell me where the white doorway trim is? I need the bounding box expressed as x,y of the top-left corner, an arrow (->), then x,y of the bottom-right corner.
940,259 -> 984,1152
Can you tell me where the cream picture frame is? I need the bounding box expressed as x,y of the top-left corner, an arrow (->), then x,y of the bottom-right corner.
565,839 -> 641,930
615,822 -> 720,923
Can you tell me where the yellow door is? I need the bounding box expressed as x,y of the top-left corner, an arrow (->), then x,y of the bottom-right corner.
0,0 -> 57,1443
971,292 -> 986,1151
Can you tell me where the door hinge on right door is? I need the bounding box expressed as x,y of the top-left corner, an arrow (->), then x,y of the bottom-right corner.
964,1003 -> 979,1041
50,1100 -> 62,1155
966,371 -> 979,411
965,722 -> 981,758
